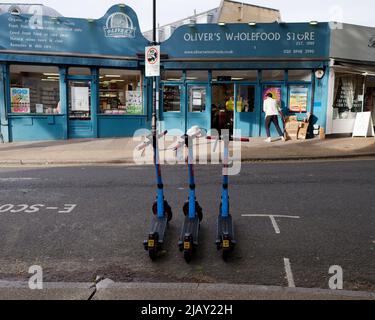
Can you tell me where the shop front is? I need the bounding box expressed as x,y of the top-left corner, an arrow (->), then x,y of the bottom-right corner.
0,5 -> 150,142
160,22 -> 331,137
327,23 -> 375,135
3,4 -> 364,142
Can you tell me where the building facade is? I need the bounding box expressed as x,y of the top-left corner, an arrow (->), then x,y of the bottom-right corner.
0,4 -> 374,142
144,0 -> 281,42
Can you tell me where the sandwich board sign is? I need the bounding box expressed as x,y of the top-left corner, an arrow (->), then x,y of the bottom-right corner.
352,112 -> 375,138
145,45 -> 160,77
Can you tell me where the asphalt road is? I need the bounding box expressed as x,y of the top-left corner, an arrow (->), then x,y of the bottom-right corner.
0,160 -> 374,292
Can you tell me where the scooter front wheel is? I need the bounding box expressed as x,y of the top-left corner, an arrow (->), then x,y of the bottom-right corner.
152,201 -> 173,222
183,201 -> 203,222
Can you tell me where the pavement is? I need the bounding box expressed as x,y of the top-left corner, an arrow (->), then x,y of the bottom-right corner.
0,281 -> 374,300
0,136 -> 375,165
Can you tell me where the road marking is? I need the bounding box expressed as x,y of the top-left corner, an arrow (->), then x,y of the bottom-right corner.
0,178 -> 38,182
46,207 -> 59,210
242,214 -> 300,234
284,258 -> 296,288
270,216 -> 280,234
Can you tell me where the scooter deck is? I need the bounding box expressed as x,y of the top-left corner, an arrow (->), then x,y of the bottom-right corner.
179,216 -> 200,247
217,214 -> 236,243
149,215 -> 169,245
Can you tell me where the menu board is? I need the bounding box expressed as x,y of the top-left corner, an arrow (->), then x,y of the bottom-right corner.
289,87 -> 308,112
125,91 -> 143,114
11,88 -> 31,113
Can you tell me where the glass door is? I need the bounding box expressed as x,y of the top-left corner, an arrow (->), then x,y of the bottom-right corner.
260,84 -> 286,137
211,83 -> 235,135
234,84 -> 259,137
160,84 -> 185,134
68,80 -> 94,139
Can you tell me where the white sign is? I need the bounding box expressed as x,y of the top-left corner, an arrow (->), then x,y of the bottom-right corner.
71,87 -> 89,111
145,45 -> 160,77
352,112 -> 375,138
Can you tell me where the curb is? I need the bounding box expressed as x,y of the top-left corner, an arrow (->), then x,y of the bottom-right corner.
0,153 -> 375,166
0,281 -> 373,300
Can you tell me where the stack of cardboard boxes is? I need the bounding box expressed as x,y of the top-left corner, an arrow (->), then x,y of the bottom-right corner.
284,114 -> 311,140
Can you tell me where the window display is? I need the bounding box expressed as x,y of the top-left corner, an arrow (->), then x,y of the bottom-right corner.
289,86 -> 309,113
10,65 -> 60,114
99,69 -> 143,115
333,74 -> 365,120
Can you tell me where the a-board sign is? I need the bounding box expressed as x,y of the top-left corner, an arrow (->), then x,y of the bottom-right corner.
352,112 -> 375,138
145,45 -> 160,77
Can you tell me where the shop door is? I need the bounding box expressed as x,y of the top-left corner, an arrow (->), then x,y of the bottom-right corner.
260,84 -> 286,137
186,84 -> 210,133
160,83 -> 186,134
68,79 -> 95,139
234,83 -> 260,137
211,83 -> 235,135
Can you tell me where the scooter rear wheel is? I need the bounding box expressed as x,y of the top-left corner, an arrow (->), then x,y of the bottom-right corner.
184,250 -> 193,263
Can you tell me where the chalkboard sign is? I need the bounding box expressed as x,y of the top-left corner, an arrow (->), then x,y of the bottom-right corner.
352,112 -> 375,138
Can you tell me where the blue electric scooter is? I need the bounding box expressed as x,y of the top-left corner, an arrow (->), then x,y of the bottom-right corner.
140,130 -> 173,261
175,127 -> 203,263
208,132 -> 249,261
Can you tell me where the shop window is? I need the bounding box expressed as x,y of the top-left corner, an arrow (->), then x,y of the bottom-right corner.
288,70 -> 312,82
186,71 -> 208,82
288,85 -> 309,113
262,70 -> 285,82
99,69 -> 143,115
161,70 -> 183,82
236,85 -> 256,112
68,67 -> 91,76
188,86 -> 206,112
212,70 -> 257,82
163,85 -> 181,112
10,65 -> 60,114
333,73 -> 365,120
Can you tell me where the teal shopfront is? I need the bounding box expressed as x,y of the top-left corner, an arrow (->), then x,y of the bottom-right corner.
159,23 -> 331,137
0,4 -> 331,142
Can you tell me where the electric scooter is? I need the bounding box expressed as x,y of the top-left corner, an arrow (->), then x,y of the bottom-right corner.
140,130 -> 173,261
208,132 -> 249,261
175,126 -> 203,263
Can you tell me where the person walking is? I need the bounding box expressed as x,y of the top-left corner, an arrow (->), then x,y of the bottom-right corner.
263,92 -> 285,143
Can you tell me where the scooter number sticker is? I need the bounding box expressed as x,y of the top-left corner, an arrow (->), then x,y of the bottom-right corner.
148,240 -> 155,248
223,240 -> 230,248
184,242 -> 191,250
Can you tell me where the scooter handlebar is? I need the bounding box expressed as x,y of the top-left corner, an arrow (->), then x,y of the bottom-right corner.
136,130 -> 168,151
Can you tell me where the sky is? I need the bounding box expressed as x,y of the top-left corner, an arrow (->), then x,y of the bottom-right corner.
2,0 -> 375,31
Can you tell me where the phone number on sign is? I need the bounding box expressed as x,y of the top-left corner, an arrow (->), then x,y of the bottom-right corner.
0,204 -> 77,214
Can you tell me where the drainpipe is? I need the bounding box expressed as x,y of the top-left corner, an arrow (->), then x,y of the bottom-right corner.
361,73 -> 367,112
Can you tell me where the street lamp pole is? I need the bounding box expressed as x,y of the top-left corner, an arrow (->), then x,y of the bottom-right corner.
151,0 -> 157,151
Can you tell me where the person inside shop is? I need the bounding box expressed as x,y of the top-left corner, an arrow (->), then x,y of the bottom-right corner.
263,92 -> 285,143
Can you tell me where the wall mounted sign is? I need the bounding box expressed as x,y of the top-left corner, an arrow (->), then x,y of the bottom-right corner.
0,5 -> 148,58
162,23 -> 330,59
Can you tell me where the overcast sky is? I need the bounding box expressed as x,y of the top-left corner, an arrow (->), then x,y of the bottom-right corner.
3,0 -> 375,31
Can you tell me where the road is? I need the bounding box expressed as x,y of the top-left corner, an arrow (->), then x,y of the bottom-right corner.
0,160 -> 374,292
